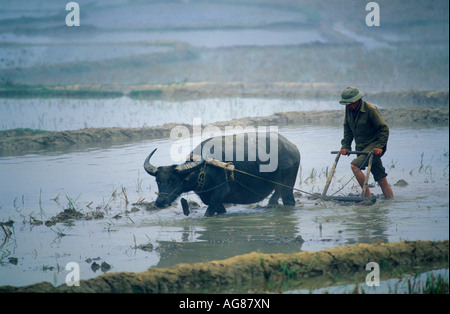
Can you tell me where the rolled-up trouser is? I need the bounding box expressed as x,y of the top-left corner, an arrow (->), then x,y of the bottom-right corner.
351,151 -> 388,182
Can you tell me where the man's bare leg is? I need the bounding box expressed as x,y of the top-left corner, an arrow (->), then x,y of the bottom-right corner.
377,177 -> 394,199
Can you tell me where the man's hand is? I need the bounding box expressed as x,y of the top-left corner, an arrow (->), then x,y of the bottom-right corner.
340,149 -> 349,156
372,148 -> 383,155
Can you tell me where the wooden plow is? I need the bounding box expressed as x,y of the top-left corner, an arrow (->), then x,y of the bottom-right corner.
311,150 -> 376,204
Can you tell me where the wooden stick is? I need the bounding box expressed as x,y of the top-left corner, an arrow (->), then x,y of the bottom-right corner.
322,152 -> 341,196
361,153 -> 374,197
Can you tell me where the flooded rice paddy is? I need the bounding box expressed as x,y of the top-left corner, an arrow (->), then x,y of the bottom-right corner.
0,97 -> 448,289
0,97 -> 337,131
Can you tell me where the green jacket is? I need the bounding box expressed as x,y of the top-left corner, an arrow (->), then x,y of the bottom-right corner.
341,100 -> 389,152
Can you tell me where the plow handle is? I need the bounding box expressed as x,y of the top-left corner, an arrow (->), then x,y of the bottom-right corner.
331,150 -> 369,155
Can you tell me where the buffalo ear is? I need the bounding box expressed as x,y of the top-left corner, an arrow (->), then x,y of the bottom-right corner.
175,161 -> 203,174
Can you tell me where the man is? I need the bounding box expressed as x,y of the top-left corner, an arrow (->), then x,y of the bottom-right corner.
339,86 -> 393,199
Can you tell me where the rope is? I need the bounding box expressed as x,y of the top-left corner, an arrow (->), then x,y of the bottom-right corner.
231,168 -> 325,200
223,150 -> 377,201
161,150 -> 376,203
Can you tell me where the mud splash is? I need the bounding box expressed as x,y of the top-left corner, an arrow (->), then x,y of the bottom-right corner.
0,108 -> 448,155
1,240 -> 447,293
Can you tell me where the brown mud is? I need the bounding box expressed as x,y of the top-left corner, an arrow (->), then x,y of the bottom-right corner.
43,208 -> 105,227
1,240 -> 447,293
0,107 -> 448,155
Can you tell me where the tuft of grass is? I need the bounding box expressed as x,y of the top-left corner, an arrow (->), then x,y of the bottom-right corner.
65,194 -> 81,210
121,186 -> 129,206
408,272 -> 449,294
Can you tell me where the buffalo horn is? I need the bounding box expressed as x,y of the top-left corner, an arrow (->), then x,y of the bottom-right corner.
143,148 -> 158,176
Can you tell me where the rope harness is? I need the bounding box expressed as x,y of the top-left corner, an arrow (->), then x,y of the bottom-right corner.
197,151 -> 376,201
195,156 -> 316,198
194,158 -> 235,194
158,150 -> 376,203
196,162 -> 207,191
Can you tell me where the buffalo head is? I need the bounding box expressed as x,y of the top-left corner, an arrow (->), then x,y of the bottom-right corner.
143,148 -> 203,208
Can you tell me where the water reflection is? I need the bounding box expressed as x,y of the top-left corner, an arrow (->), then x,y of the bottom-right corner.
155,206 -> 303,268
339,205 -> 391,244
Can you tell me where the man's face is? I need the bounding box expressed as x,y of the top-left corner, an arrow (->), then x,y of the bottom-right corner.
346,100 -> 360,111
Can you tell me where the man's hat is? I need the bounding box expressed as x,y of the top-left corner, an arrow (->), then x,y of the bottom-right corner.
339,86 -> 365,105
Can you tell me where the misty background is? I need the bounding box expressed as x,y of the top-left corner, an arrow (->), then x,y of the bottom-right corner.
0,0 -> 448,91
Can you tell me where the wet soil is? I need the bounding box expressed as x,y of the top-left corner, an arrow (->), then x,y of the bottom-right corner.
1,240 -> 447,293
43,208 -> 104,227
0,106 -> 447,155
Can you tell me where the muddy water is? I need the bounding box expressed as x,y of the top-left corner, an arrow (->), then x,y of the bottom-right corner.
0,122 -> 448,288
0,97 -> 337,131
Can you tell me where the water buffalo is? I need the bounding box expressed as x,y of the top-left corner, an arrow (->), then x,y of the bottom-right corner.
143,131 -> 300,216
